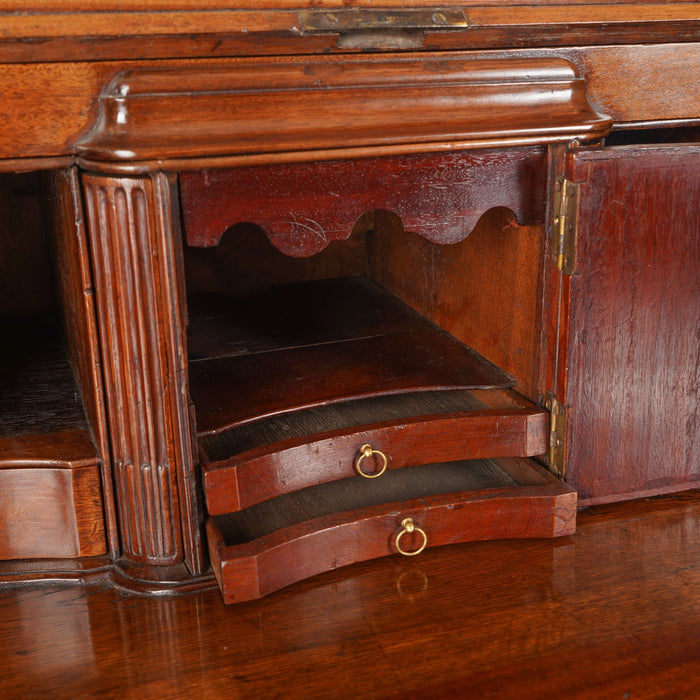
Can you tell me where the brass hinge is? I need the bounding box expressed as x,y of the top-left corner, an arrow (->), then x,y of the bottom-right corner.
299,9 -> 469,33
552,177 -> 580,275
543,393 -> 568,478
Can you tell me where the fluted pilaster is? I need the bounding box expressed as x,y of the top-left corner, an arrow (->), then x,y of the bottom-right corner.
83,173 -> 196,568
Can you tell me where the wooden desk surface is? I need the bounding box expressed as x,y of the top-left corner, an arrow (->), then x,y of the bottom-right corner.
0,491 -> 697,698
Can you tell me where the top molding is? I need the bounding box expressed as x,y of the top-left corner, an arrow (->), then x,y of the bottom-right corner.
0,4 -> 698,63
76,54 -> 611,171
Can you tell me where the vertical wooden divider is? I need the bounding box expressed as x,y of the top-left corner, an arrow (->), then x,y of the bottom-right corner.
82,171 -> 202,573
49,167 -> 119,558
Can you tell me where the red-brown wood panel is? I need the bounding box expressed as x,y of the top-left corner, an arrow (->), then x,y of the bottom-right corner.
0,465 -> 105,560
201,390 -> 549,515
82,173 -> 196,569
563,144 -> 699,503
49,168 -> 118,558
180,149 -> 548,252
369,208 -> 547,402
208,457 -> 576,603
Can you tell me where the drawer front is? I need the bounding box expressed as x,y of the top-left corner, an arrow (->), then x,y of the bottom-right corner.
0,464 -> 106,560
202,399 -> 548,514
207,458 -> 576,603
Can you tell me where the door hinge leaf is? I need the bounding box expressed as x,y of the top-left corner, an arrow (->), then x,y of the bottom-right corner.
553,177 -> 580,275
543,392 -> 568,479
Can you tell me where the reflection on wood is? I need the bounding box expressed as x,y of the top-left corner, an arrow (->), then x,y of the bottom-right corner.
0,492 -> 696,698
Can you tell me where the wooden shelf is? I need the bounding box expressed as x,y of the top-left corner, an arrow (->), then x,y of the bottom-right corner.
187,276 -> 571,602
188,276 -> 516,435
0,314 -> 97,467
0,313 -> 105,560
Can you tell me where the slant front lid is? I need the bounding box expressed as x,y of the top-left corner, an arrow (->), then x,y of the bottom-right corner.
76,54 -> 611,170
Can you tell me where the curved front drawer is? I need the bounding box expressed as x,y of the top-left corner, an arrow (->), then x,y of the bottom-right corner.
201,388 -> 549,514
206,457 -> 576,603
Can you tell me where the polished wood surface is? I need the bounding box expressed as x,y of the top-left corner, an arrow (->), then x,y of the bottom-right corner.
201,388 -> 548,514
208,457 -> 575,603
0,491 -> 697,697
82,173 -> 201,572
0,2 -> 697,62
0,0 -> 697,604
191,277 -> 547,516
180,148 -> 547,251
0,314 -> 106,560
1,44 -> 698,168
49,168 -> 119,557
0,466 -> 105,560
189,275 -> 564,602
76,57 -> 608,170
563,145 -> 700,503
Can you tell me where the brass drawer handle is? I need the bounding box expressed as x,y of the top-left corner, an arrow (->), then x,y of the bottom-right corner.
355,443 -> 388,479
395,518 -> 428,557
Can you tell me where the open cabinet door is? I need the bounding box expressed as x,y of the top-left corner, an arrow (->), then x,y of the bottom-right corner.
559,144 -> 699,504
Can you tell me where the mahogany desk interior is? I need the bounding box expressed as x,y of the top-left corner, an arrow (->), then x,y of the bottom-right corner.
0,1 -> 699,695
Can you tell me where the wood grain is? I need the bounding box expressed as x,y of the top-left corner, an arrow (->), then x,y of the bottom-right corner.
77,55 -> 609,169
48,167 -> 119,557
0,0 -> 697,604
2,0 -> 696,11
180,148 -> 547,251
184,221 -> 370,299
187,277 -> 515,436
82,173 -> 193,567
201,388 -> 548,514
369,206 -> 546,401
0,314 -> 99,495
0,206 -> 107,560
186,275 -> 427,359
0,491 -> 696,697
0,3 -> 697,62
563,145 -> 700,502
1,44 -> 696,165
208,457 -> 576,603
0,466 -> 105,560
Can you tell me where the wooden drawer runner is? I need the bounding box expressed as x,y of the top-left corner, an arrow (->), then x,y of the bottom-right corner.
207,457 -> 576,603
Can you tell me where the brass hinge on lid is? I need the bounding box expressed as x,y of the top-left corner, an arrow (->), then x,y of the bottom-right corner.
298,8 -> 469,33
553,177 -> 580,275
543,393 -> 568,479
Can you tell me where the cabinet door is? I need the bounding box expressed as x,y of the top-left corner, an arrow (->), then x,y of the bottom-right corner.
562,144 -> 699,504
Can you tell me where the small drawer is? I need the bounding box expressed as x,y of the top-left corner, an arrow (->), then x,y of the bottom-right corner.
0,313 -> 107,561
207,457 -> 576,603
0,463 -> 106,560
201,388 -> 549,514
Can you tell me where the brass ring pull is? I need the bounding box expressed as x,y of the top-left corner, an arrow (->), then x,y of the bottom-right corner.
394,518 -> 428,557
355,443 -> 388,479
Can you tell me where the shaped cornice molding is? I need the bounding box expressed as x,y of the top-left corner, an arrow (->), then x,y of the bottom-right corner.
76,54 -> 611,172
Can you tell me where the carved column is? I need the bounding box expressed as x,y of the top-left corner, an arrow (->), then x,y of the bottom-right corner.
82,172 -> 200,571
